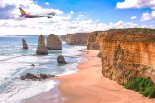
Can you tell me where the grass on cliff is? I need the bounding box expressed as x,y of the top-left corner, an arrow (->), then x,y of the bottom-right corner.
125,77 -> 155,98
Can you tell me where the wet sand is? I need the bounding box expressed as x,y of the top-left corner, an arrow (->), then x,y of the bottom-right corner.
24,50 -> 155,103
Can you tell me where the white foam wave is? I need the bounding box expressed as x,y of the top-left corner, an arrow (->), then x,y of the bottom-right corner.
0,80 -> 56,103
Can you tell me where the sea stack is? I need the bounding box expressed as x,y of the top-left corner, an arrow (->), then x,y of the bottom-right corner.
36,35 -> 48,55
22,39 -> 28,50
46,34 -> 62,50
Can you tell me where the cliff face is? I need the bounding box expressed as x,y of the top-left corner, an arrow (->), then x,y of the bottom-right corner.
97,28 -> 155,85
46,34 -> 62,50
87,31 -> 100,50
61,33 -> 89,45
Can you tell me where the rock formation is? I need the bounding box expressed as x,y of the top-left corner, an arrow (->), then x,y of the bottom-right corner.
36,35 -> 48,55
57,55 -> 67,64
22,39 -> 28,50
60,35 -> 66,41
20,73 -> 55,81
97,28 -> 155,85
61,33 -> 89,45
87,31 -> 100,50
46,34 -> 62,50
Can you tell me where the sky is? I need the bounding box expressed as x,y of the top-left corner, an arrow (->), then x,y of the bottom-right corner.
0,0 -> 155,35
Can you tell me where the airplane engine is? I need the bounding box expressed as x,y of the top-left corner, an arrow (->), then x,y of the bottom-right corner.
47,16 -> 53,18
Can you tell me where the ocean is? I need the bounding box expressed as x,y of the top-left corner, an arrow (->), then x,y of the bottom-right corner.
0,35 -> 86,103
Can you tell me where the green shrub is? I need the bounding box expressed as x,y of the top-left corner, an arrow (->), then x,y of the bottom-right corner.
125,77 -> 155,98
141,86 -> 154,97
149,87 -> 155,98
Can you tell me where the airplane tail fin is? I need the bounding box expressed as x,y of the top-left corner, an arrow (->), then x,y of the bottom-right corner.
19,7 -> 27,16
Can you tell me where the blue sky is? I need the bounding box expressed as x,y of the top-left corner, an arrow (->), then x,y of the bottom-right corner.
0,0 -> 155,35
38,0 -> 154,24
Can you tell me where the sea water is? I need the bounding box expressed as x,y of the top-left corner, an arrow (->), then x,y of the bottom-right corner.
0,35 -> 86,103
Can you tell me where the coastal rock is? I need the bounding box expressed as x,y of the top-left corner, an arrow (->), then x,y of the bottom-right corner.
87,31 -> 100,50
46,34 -> 62,50
20,73 -> 41,81
36,35 -> 48,55
97,28 -> 155,85
97,51 -> 102,58
57,55 -> 67,64
61,33 -> 89,45
20,73 -> 55,81
22,39 -> 28,50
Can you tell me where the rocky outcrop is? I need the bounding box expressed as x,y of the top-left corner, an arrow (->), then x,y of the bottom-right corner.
22,39 -> 28,50
36,35 -> 48,55
87,31 -> 100,50
60,35 -> 66,41
46,34 -> 62,50
97,28 -> 155,85
57,55 -> 67,64
61,33 -> 89,45
20,73 -> 55,81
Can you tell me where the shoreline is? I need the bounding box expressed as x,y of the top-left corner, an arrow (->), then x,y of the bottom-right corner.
23,50 -> 155,103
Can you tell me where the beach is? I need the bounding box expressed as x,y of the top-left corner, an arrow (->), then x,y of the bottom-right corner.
24,50 -> 155,103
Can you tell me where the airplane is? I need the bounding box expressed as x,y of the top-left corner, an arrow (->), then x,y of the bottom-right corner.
19,7 -> 55,18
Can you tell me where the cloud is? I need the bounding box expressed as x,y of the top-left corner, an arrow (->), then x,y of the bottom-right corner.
116,0 -> 155,9
130,16 -> 137,20
0,0 -> 150,36
141,11 -> 155,21
45,2 -> 49,6
116,0 -> 155,21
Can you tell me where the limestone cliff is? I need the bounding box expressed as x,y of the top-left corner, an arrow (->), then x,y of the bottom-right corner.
97,28 -> 155,85
87,31 -> 100,50
46,34 -> 62,50
61,33 -> 89,45
36,35 -> 48,55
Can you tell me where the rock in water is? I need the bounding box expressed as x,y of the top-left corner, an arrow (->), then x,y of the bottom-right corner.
20,73 -> 41,81
22,39 -> 28,50
57,55 -> 67,64
46,34 -> 62,50
36,35 -> 48,55
20,73 -> 55,81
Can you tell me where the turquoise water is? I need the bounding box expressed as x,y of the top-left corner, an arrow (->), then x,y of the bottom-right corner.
0,35 -> 86,103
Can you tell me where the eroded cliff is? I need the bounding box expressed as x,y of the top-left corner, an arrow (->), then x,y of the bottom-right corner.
87,31 -> 100,50
61,33 -> 89,45
46,34 -> 62,50
97,28 -> 155,85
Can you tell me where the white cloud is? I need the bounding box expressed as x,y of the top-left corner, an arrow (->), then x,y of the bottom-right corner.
45,2 -> 49,6
0,0 -> 151,36
116,0 -> 155,21
116,0 -> 155,9
131,16 -> 137,20
141,11 -> 155,21
141,12 -> 152,21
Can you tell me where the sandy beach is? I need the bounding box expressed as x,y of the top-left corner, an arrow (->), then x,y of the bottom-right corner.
24,50 -> 155,103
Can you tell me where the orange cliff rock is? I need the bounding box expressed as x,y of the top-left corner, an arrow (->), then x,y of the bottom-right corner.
96,28 -> 155,85
87,31 -> 100,50
61,33 -> 89,46
46,34 -> 62,50
36,35 -> 48,55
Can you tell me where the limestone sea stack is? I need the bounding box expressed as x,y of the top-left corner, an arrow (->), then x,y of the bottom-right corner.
46,34 -> 62,50
36,35 -> 48,55
22,39 -> 28,50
